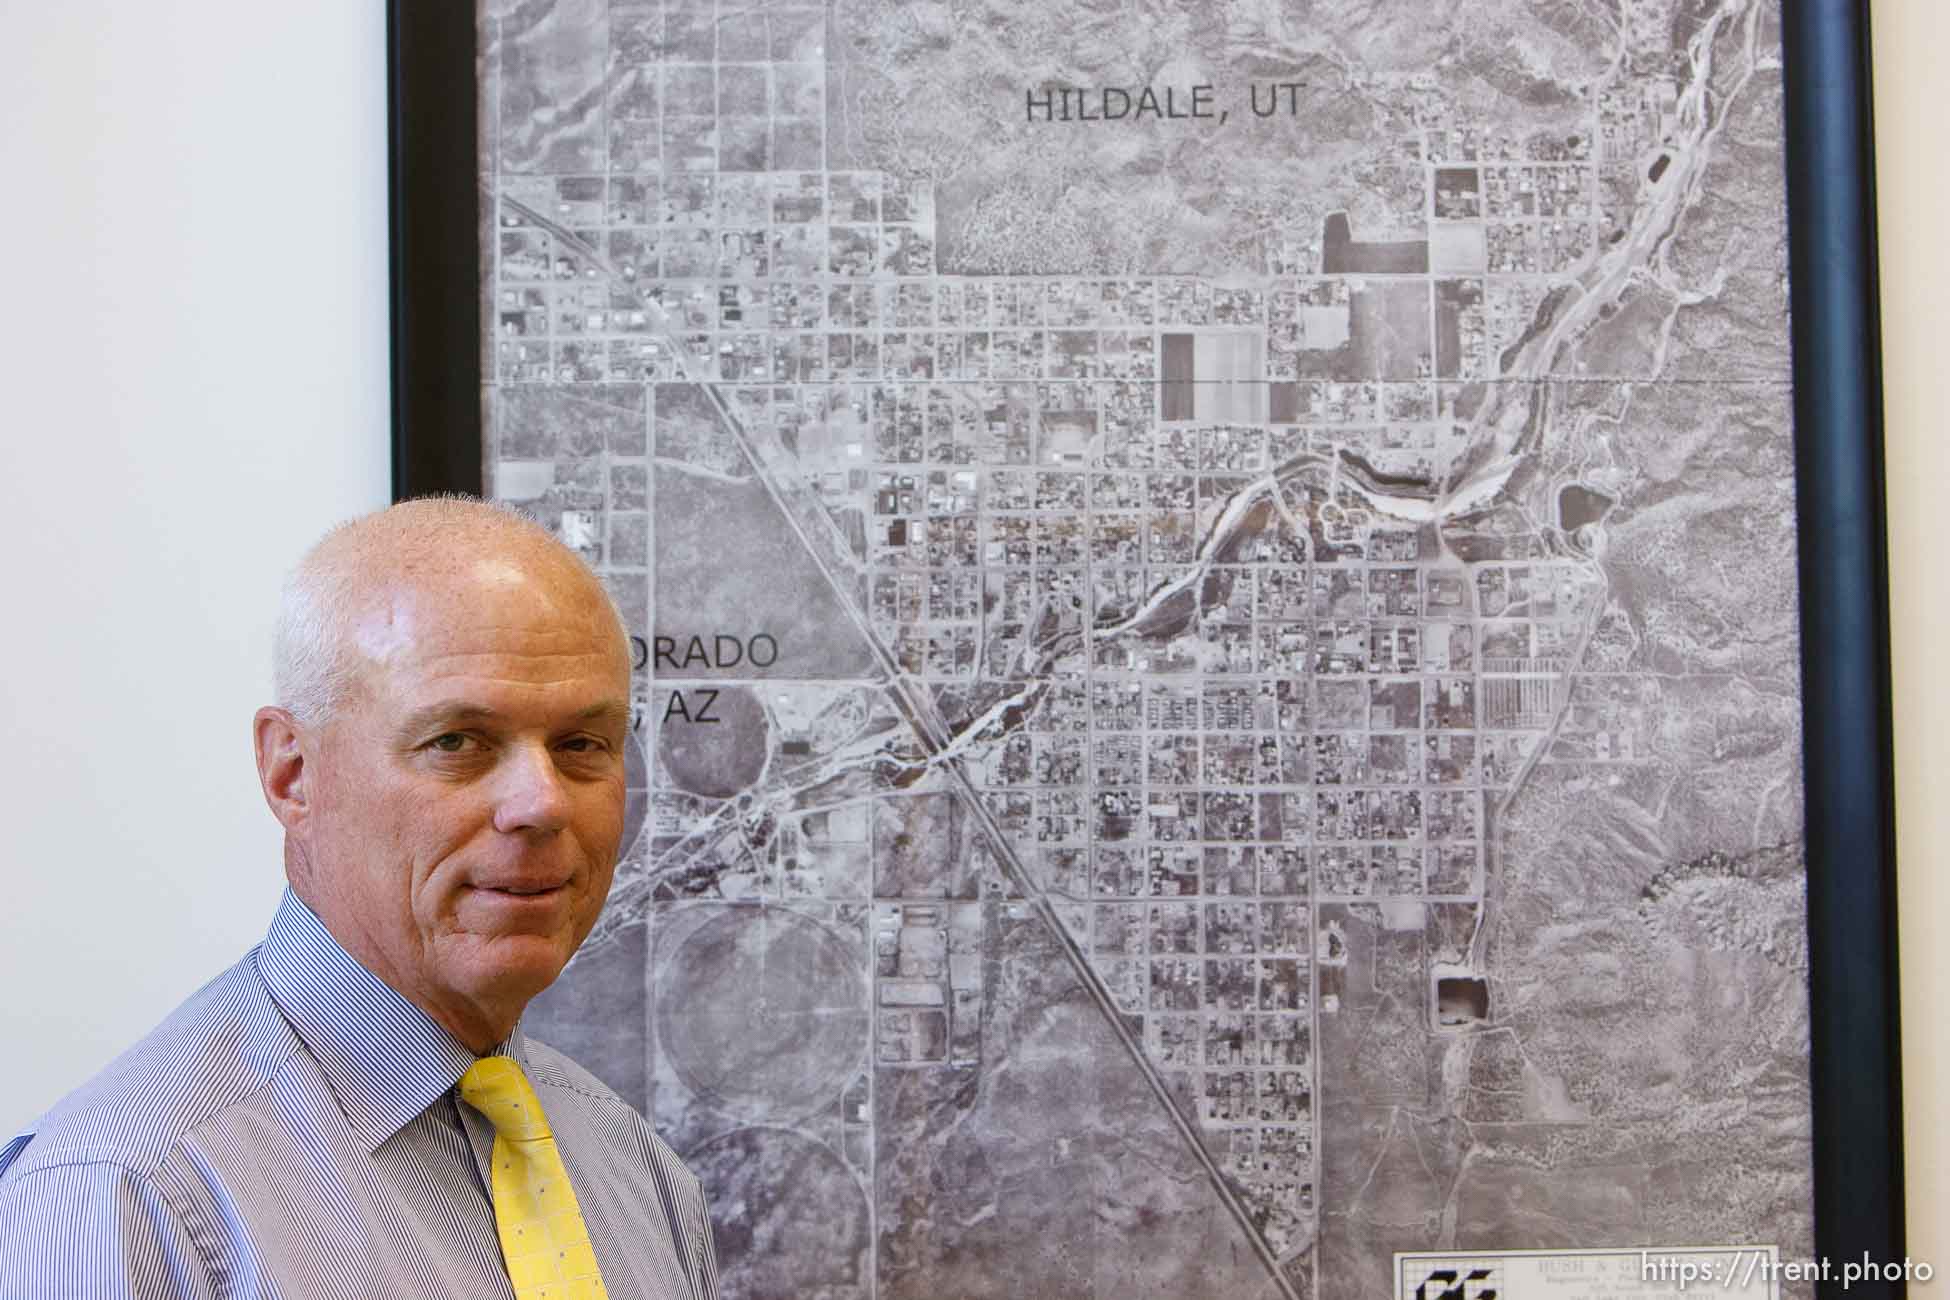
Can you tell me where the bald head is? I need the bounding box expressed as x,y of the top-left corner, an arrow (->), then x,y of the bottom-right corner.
274,497 -> 629,727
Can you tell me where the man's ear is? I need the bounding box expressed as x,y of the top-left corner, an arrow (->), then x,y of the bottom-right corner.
254,706 -> 311,832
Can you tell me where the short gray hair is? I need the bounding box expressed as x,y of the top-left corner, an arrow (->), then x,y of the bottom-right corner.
273,495 -> 626,726
273,555 -> 359,727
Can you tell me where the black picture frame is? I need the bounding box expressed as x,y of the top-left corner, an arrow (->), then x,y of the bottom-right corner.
1778,1 -> 1905,1281
386,1 -> 1905,1289
387,0 -> 482,500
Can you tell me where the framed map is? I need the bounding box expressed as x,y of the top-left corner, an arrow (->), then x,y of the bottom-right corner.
386,1 -> 1901,1295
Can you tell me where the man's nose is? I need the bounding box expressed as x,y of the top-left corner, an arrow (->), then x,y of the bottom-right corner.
490,741 -> 572,835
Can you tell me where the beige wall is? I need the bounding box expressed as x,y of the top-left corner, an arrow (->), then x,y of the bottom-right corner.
1871,0 -> 1947,1265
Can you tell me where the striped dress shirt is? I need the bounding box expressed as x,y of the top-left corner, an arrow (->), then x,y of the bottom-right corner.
0,890 -> 719,1300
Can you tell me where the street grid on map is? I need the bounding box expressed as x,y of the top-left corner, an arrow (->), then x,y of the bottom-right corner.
488,0 -> 1814,1296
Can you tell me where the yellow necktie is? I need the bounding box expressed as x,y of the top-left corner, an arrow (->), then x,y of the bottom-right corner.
459,1055 -> 609,1300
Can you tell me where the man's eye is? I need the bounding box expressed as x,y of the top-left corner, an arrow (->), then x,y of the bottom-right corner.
559,736 -> 607,754
430,733 -> 472,753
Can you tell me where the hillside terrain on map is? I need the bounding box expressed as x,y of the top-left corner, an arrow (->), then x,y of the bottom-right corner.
482,0 -> 1813,1294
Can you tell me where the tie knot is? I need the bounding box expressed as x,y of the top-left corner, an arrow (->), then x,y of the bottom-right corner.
459,1055 -> 552,1141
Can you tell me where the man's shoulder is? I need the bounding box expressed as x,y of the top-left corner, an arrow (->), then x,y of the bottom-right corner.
2,950 -> 297,1187
522,1038 -> 701,1190
520,1036 -> 658,1136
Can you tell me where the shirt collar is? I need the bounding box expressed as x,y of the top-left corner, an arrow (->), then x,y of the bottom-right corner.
255,889 -> 532,1153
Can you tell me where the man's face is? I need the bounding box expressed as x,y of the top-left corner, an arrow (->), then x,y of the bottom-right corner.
291,557 -> 631,1046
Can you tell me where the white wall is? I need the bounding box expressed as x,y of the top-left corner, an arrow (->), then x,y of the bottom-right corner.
1872,0 -> 1949,1266
0,4 -> 390,1131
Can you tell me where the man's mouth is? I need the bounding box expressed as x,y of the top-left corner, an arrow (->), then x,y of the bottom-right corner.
473,880 -> 569,898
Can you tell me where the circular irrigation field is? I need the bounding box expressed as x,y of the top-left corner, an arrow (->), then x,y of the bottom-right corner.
656,684 -> 771,797
656,906 -> 869,1120
687,1126 -> 870,1297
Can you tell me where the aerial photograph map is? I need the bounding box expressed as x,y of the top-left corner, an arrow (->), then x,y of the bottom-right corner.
476,0 -> 1813,1294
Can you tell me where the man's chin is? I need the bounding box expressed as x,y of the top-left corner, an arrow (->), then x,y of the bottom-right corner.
449,929 -> 577,994
434,898 -> 600,1022
482,926 -> 576,959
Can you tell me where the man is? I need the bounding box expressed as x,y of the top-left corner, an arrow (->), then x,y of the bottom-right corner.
0,498 -> 719,1299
